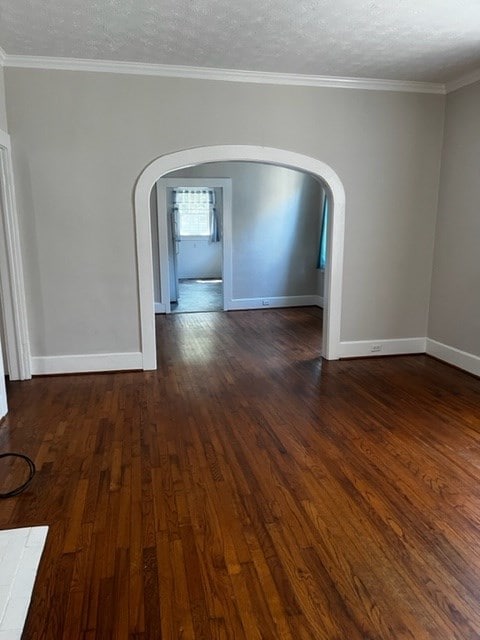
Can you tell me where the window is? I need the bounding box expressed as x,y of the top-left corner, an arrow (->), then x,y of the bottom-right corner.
173,188 -> 214,237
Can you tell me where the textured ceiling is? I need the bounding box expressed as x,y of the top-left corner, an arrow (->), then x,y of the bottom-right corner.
0,0 -> 479,82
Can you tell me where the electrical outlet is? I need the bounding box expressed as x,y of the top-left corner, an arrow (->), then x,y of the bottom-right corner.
371,344 -> 382,353
262,300 -> 270,306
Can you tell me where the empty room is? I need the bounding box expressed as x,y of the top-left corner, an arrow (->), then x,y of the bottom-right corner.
0,1 -> 480,638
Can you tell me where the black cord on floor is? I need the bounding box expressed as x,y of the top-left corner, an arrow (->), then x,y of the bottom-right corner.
0,453 -> 36,498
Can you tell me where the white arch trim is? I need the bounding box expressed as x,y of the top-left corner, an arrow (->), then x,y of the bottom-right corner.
134,145 -> 345,370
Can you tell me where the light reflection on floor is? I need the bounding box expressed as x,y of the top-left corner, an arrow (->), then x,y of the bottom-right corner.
174,311 -> 225,364
171,279 -> 223,314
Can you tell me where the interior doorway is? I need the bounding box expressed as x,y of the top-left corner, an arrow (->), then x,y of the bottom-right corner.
155,178 -> 232,314
135,145 -> 345,370
163,181 -> 224,314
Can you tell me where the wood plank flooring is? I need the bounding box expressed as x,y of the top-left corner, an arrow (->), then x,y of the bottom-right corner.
1,307 -> 480,639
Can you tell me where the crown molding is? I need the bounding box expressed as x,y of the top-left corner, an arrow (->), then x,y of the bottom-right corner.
445,67 -> 480,94
3,54 -> 446,94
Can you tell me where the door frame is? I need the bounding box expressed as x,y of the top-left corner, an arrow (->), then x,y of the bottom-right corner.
0,127 -> 31,382
134,145 -> 346,371
156,178 -> 232,313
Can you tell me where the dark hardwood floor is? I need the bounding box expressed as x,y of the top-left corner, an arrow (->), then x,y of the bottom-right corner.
1,307 -> 480,639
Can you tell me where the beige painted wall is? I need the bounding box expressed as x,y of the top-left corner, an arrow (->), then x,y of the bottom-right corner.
0,67 -> 7,131
4,68 -> 444,357
428,81 -> 480,357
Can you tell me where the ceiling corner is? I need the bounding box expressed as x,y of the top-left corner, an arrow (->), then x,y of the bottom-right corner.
445,68 -> 480,94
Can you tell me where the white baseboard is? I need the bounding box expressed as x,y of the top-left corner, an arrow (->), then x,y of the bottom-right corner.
26,337 -> 480,377
339,337 -> 427,358
154,302 -> 166,313
227,295 -> 322,311
426,339 -> 480,377
31,352 -> 143,375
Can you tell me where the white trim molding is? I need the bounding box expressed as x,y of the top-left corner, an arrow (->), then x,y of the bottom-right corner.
339,337 -> 427,359
134,145 -> 346,368
0,128 -> 32,380
31,352 -> 143,375
5,50 -> 480,95
4,54 -> 445,94
154,302 -> 166,314
228,295 -> 322,311
426,339 -> 480,378
446,68 -> 480,94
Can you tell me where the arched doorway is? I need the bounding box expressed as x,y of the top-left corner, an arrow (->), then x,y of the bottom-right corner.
134,146 -> 345,370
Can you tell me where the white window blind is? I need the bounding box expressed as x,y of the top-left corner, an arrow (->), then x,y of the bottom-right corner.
174,189 -> 214,237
